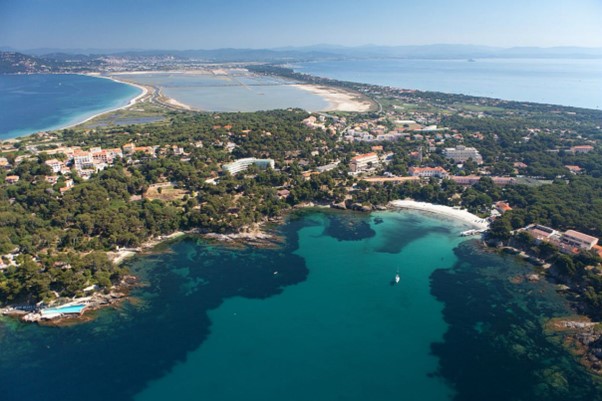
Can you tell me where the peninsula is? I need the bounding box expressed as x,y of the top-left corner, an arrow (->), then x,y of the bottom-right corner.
1,64 -> 602,374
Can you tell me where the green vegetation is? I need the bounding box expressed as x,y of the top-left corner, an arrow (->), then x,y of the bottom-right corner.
1,75 -> 602,325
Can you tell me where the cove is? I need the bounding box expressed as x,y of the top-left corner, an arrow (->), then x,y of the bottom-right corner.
0,210 -> 600,401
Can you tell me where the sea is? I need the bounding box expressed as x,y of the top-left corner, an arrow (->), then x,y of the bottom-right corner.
2,59 -> 601,140
294,58 -> 602,110
0,210 -> 599,401
117,72 -> 329,112
0,74 -> 142,140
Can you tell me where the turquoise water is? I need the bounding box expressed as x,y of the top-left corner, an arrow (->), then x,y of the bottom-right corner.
118,72 -> 329,112
0,210 -> 599,401
295,58 -> 602,109
42,304 -> 86,315
134,212 -> 459,401
0,74 -> 142,139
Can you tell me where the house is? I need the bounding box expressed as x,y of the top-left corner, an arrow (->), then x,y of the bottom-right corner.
73,151 -> 93,170
45,176 -> 59,185
570,145 -> 594,154
408,166 -> 449,178
45,159 -> 64,173
0,157 -> 10,169
277,189 -> 290,199
560,230 -> 599,251
92,150 -> 109,164
565,165 -> 582,174
495,201 -> 512,214
525,225 -> 558,242
349,152 -> 379,173
122,143 -> 136,154
106,148 -> 124,160
134,146 -> 156,156
5,175 -> 19,184
171,145 -> 185,155
443,145 -> 483,164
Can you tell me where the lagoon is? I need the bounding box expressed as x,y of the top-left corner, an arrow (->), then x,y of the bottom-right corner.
116,71 -> 330,112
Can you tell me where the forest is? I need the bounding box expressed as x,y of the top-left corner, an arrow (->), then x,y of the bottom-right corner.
1,99 -> 601,313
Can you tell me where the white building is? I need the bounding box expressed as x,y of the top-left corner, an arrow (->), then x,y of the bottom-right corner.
560,230 -> 599,250
73,151 -> 94,170
222,158 -> 275,175
408,166 -> 449,178
443,145 -> 483,164
349,152 -> 380,173
45,159 -> 64,173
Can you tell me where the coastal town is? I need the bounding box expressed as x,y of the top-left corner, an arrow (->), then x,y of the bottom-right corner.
2,74 -> 602,263
1,63 -> 602,381
3,0 -> 602,399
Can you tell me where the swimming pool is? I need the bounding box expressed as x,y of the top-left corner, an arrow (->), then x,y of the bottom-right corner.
41,304 -> 86,316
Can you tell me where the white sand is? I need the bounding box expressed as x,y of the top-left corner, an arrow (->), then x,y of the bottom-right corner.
162,95 -> 193,110
389,200 -> 490,229
60,74 -> 150,130
292,84 -> 373,112
106,71 -> 373,113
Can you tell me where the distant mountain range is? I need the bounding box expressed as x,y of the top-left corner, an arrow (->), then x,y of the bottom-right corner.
1,44 -> 601,74
2,44 -> 602,60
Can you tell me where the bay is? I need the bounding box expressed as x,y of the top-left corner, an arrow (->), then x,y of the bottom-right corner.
294,58 -> 602,109
0,74 -> 142,139
0,210 -> 599,401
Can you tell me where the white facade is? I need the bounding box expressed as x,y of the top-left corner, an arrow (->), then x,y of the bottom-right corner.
222,158 -> 275,175
443,145 -> 483,164
73,152 -> 93,170
561,230 -> 599,250
350,153 -> 380,172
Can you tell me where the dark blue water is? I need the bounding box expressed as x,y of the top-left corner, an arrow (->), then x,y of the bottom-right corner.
0,74 -> 141,139
295,58 -> 602,109
0,211 -> 599,401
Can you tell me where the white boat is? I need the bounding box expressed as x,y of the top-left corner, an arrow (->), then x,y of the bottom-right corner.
394,274 -> 400,284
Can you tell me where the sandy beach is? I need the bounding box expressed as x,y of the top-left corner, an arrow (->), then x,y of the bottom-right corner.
59,73 -> 150,130
389,199 -> 490,229
293,84 -> 374,112
109,70 -> 374,113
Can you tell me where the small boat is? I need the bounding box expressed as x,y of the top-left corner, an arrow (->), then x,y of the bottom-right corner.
394,273 -> 400,284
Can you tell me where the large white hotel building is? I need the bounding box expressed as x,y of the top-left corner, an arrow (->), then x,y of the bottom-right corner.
222,158 -> 275,175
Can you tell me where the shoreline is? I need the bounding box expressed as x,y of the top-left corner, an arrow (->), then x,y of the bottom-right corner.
0,74 -> 148,140
110,73 -> 195,111
2,70 -> 372,141
64,73 -> 150,127
388,199 -> 490,229
110,70 -> 374,113
292,83 -> 374,112
0,198 -> 489,325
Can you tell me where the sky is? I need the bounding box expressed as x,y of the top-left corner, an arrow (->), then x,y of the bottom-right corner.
1,0 -> 602,51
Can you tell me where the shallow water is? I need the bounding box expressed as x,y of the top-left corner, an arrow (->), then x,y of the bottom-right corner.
118,72 -> 329,112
